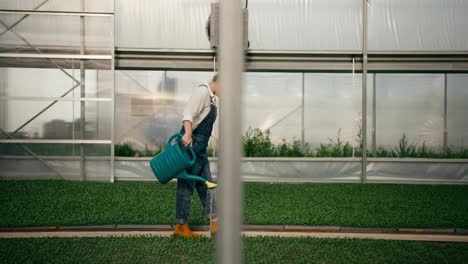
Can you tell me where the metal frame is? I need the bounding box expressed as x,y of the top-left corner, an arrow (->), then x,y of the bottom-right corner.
0,2 -> 115,181
80,0 -> 86,180
0,54 -> 111,60
115,48 -> 468,73
0,97 -> 112,102
301,72 -> 305,144
0,140 -> 112,144
110,0 -> 116,183
372,73 -> 376,156
443,73 -> 448,150
0,10 -> 113,17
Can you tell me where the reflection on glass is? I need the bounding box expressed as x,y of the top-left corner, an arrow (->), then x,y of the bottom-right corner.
375,74 -> 444,151
447,74 -> 468,149
304,73 -> 362,150
0,14 -> 113,55
115,70 -> 214,153
0,101 -> 112,140
243,72 -> 302,143
0,67 -> 112,98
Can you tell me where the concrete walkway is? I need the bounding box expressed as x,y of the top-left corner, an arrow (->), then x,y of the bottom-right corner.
1,225 -> 467,242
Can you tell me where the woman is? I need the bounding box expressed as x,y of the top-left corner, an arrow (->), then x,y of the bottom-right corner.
174,74 -> 219,237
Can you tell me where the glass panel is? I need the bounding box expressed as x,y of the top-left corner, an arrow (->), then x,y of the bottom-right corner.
0,0 -> 114,13
78,101 -> 112,140
0,14 -> 113,55
0,65 -> 113,98
0,100 -> 112,140
243,72 -> 302,143
0,144 -> 111,181
375,74 -> 444,156
304,73 -> 363,156
115,0 -> 362,50
249,0 -> 362,50
115,0 -> 211,49
367,161 -> 467,182
115,70 -> 214,155
368,0 -> 468,51
447,74 -> 468,149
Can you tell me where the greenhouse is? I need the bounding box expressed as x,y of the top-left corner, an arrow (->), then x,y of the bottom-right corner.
1,0 -> 468,263
1,0 -> 466,183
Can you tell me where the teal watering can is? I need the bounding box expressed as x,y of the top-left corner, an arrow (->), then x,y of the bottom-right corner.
149,133 -> 217,189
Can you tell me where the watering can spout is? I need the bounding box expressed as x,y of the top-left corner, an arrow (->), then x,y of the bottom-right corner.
205,181 -> 217,189
178,171 -> 217,189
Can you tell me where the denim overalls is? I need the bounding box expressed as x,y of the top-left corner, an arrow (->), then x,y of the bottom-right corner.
175,85 -> 217,224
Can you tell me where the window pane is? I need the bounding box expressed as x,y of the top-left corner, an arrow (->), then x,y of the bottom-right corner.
304,73 -> 363,153
115,0 -> 362,51
115,0 -> 211,49
249,0 -> 362,50
0,144 -> 111,181
369,0 -> 468,51
0,14 -> 113,55
375,74 -> 444,151
115,70 -> 214,154
0,66 -> 113,98
0,0 -> 114,13
0,100 -> 112,140
243,72 -> 302,143
447,74 -> 468,149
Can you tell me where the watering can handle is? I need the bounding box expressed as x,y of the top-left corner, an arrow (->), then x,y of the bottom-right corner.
167,133 -> 197,167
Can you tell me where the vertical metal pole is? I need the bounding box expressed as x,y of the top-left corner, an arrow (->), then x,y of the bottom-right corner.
80,0 -> 86,181
110,1 -> 116,183
443,73 -> 448,150
217,0 -> 244,263
361,0 -> 368,183
372,73 -> 376,156
301,72 -> 305,145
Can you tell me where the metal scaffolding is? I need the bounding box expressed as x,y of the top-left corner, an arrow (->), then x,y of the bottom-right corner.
0,6 -> 114,181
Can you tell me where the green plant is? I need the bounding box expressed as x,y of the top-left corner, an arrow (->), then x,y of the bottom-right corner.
114,144 -> 161,157
315,129 -> 356,158
115,144 -> 137,157
315,143 -> 330,157
243,128 -> 276,157
2,236 -> 468,264
2,180 -> 468,228
395,133 -> 417,158
372,133 -> 468,159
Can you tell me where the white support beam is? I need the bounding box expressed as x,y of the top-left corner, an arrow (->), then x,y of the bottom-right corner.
217,0 -> 245,263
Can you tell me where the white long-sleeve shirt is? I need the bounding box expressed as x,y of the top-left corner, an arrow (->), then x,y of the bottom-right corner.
182,84 -> 218,136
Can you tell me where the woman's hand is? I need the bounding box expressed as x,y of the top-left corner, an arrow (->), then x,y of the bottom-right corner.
182,120 -> 193,147
182,133 -> 193,147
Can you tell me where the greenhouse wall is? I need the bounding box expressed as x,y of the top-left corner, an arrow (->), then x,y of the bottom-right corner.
1,0 -> 468,183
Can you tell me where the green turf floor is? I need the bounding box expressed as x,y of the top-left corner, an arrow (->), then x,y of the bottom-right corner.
1,180 -> 468,228
1,236 -> 468,264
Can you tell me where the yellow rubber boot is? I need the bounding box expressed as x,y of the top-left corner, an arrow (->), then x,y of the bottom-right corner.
174,223 -> 200,238
210,218 -> 217,237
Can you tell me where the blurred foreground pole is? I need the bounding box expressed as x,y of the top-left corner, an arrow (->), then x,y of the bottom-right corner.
217,0 -> 244,263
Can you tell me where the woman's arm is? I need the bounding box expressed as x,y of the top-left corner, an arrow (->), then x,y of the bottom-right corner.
181,86 -> 206,146
182,120 -> 193,146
